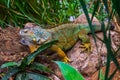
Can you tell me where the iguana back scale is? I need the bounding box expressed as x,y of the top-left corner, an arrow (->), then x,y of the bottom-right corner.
19,22 -> 107,62
47,22 -> 102,49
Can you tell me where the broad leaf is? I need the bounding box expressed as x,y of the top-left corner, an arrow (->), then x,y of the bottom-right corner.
55,61 -> 84,80
0,62 -> 19,68
2,67 -> 20,80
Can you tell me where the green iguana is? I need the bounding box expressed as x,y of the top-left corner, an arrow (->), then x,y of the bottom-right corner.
19,22 -> 110,62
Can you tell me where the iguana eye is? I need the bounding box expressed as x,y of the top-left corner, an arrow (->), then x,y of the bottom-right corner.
24,29 -> 28,33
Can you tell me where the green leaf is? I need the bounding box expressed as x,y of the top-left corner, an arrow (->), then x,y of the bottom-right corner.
0,62 -> 19,68
91,0 -> 100,21
20,40 -> 57,69
15,72 -> 50,80
29,62 -> 54,74
101,22 -> 111,80
99,70 -> 105,80
7,0 -> 10,8
101,22 -> 120,79
55,61 -> 85,80
112,0 -> 120,17
79,0 -> 98,51
2,67 -> 20,80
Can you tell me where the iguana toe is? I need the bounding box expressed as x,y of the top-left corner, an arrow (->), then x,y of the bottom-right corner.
79,42 -> 92,53
62,57 -> 70,63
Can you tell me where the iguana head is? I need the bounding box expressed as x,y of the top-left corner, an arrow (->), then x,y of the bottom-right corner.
19,26 -> 52,46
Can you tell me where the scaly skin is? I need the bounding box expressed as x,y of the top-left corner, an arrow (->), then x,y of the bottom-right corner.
19,22 -> 104,62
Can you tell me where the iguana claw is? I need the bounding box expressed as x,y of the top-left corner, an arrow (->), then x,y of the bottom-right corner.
79,42 -> 92,52
62,56 -> 70,63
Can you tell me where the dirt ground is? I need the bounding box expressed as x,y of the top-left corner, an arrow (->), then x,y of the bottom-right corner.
0,27 -> 29,62
0,27 -> 120,80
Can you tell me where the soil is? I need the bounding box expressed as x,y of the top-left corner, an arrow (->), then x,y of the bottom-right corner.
0,27 -> 29,63
0,27 -> 120,80
0,27 -> 29,79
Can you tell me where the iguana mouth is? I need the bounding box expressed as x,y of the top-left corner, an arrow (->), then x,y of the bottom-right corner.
36,37 -> 51,45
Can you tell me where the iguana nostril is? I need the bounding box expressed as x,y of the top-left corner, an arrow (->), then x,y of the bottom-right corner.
32,38 -> 36,42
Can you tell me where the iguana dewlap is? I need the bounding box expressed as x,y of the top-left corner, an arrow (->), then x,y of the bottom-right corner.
19,22 -> 103,62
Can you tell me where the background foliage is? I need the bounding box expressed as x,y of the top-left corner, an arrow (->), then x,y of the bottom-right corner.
0,0 -> 103,28
0,0 -> 81,28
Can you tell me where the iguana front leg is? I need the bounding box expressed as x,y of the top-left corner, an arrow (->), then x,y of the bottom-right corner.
28,44 -> 70,62
50,45 -> 70,63
78,30 -> 92,53
29,44 -> 40,53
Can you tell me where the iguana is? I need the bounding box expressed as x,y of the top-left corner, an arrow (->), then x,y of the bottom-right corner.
19,22 -> 110,62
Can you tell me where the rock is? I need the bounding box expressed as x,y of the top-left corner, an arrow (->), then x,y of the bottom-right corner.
112,32 -> 120,47
90,59 -> 120,80
0,27 -> 29,62
24,22 -> 37,28
68,41 -> 99,76
73,13 -> 99,24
